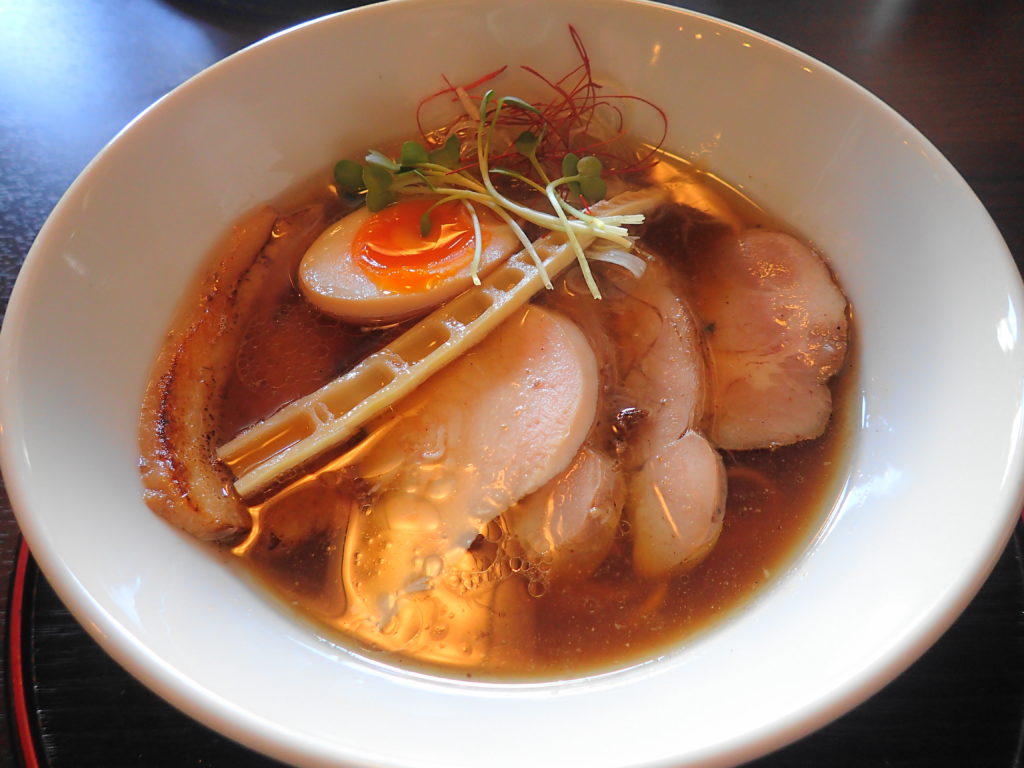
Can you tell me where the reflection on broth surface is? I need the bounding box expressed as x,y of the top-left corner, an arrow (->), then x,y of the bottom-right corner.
138,32 -> 851,678
237,402 -> 848,677
187,157 -> 850,678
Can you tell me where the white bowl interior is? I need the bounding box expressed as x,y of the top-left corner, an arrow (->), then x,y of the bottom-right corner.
2,1 -> 1023,766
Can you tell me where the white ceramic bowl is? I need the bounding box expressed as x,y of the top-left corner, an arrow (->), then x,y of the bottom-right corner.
2,1 -> 1022,766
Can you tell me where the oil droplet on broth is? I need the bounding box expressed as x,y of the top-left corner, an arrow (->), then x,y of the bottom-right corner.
527,579 -> 548,598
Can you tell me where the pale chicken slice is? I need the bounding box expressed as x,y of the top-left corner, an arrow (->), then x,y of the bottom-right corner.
630,430 -> 726,578
686,230 -> 848,449
503,448 -> 624,579
358,304 -> 599,545
340,304 -> 599,641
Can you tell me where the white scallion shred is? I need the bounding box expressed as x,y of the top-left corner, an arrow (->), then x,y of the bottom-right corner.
463,199 -> 484,286
586,242 -> 648,279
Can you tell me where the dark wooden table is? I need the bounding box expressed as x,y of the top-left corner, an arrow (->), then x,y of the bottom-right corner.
1,1 -> 1022,765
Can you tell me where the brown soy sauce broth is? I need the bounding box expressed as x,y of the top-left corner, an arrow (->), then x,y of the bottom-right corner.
526,432 -> 850,673
226,156 -> 854,680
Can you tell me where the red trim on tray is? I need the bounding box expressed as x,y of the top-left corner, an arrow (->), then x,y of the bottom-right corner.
9,538 -> 42,768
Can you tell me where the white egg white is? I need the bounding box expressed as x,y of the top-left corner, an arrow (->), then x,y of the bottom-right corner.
298,200 -> 520,324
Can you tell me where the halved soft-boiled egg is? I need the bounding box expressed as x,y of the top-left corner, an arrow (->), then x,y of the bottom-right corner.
299,196 -> 520,323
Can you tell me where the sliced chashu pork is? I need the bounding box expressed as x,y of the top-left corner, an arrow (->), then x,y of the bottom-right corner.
603,261 -> 707,467
503,447 -> 624,580
682,229 -> 848,449
630,430 -> 727,577
547,258 -> 727,578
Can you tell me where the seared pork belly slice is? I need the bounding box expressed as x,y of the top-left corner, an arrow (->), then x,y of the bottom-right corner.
630,430 -> 726,578
686,229 -> 847,450
504,448 -> 624,579
139,204 -> 327,541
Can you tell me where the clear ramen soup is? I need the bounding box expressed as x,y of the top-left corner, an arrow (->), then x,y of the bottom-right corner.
138,31 -> 852,679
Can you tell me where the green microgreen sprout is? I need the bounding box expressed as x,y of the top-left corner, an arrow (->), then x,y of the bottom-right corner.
362,164 -> 395,211
562,153 -> 580,197
365,149 -> 400,173
561,153 -> 606,206
330,88 -> 645,296
419,208 -> 433,239
334,159 -> 366,194
514,130 -> 541,159
399,140 -> 429,167
515,128 -> 555,191
428,134 -> 460,168
575,155 -> 606,203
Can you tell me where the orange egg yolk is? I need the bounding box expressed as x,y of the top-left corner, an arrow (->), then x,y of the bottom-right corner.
354,198 -> 488,293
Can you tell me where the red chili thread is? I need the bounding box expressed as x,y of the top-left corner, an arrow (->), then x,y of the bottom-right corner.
413,24 -> 668,186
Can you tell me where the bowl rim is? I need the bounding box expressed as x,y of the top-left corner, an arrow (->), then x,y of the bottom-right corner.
2,1 -> 1023,766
